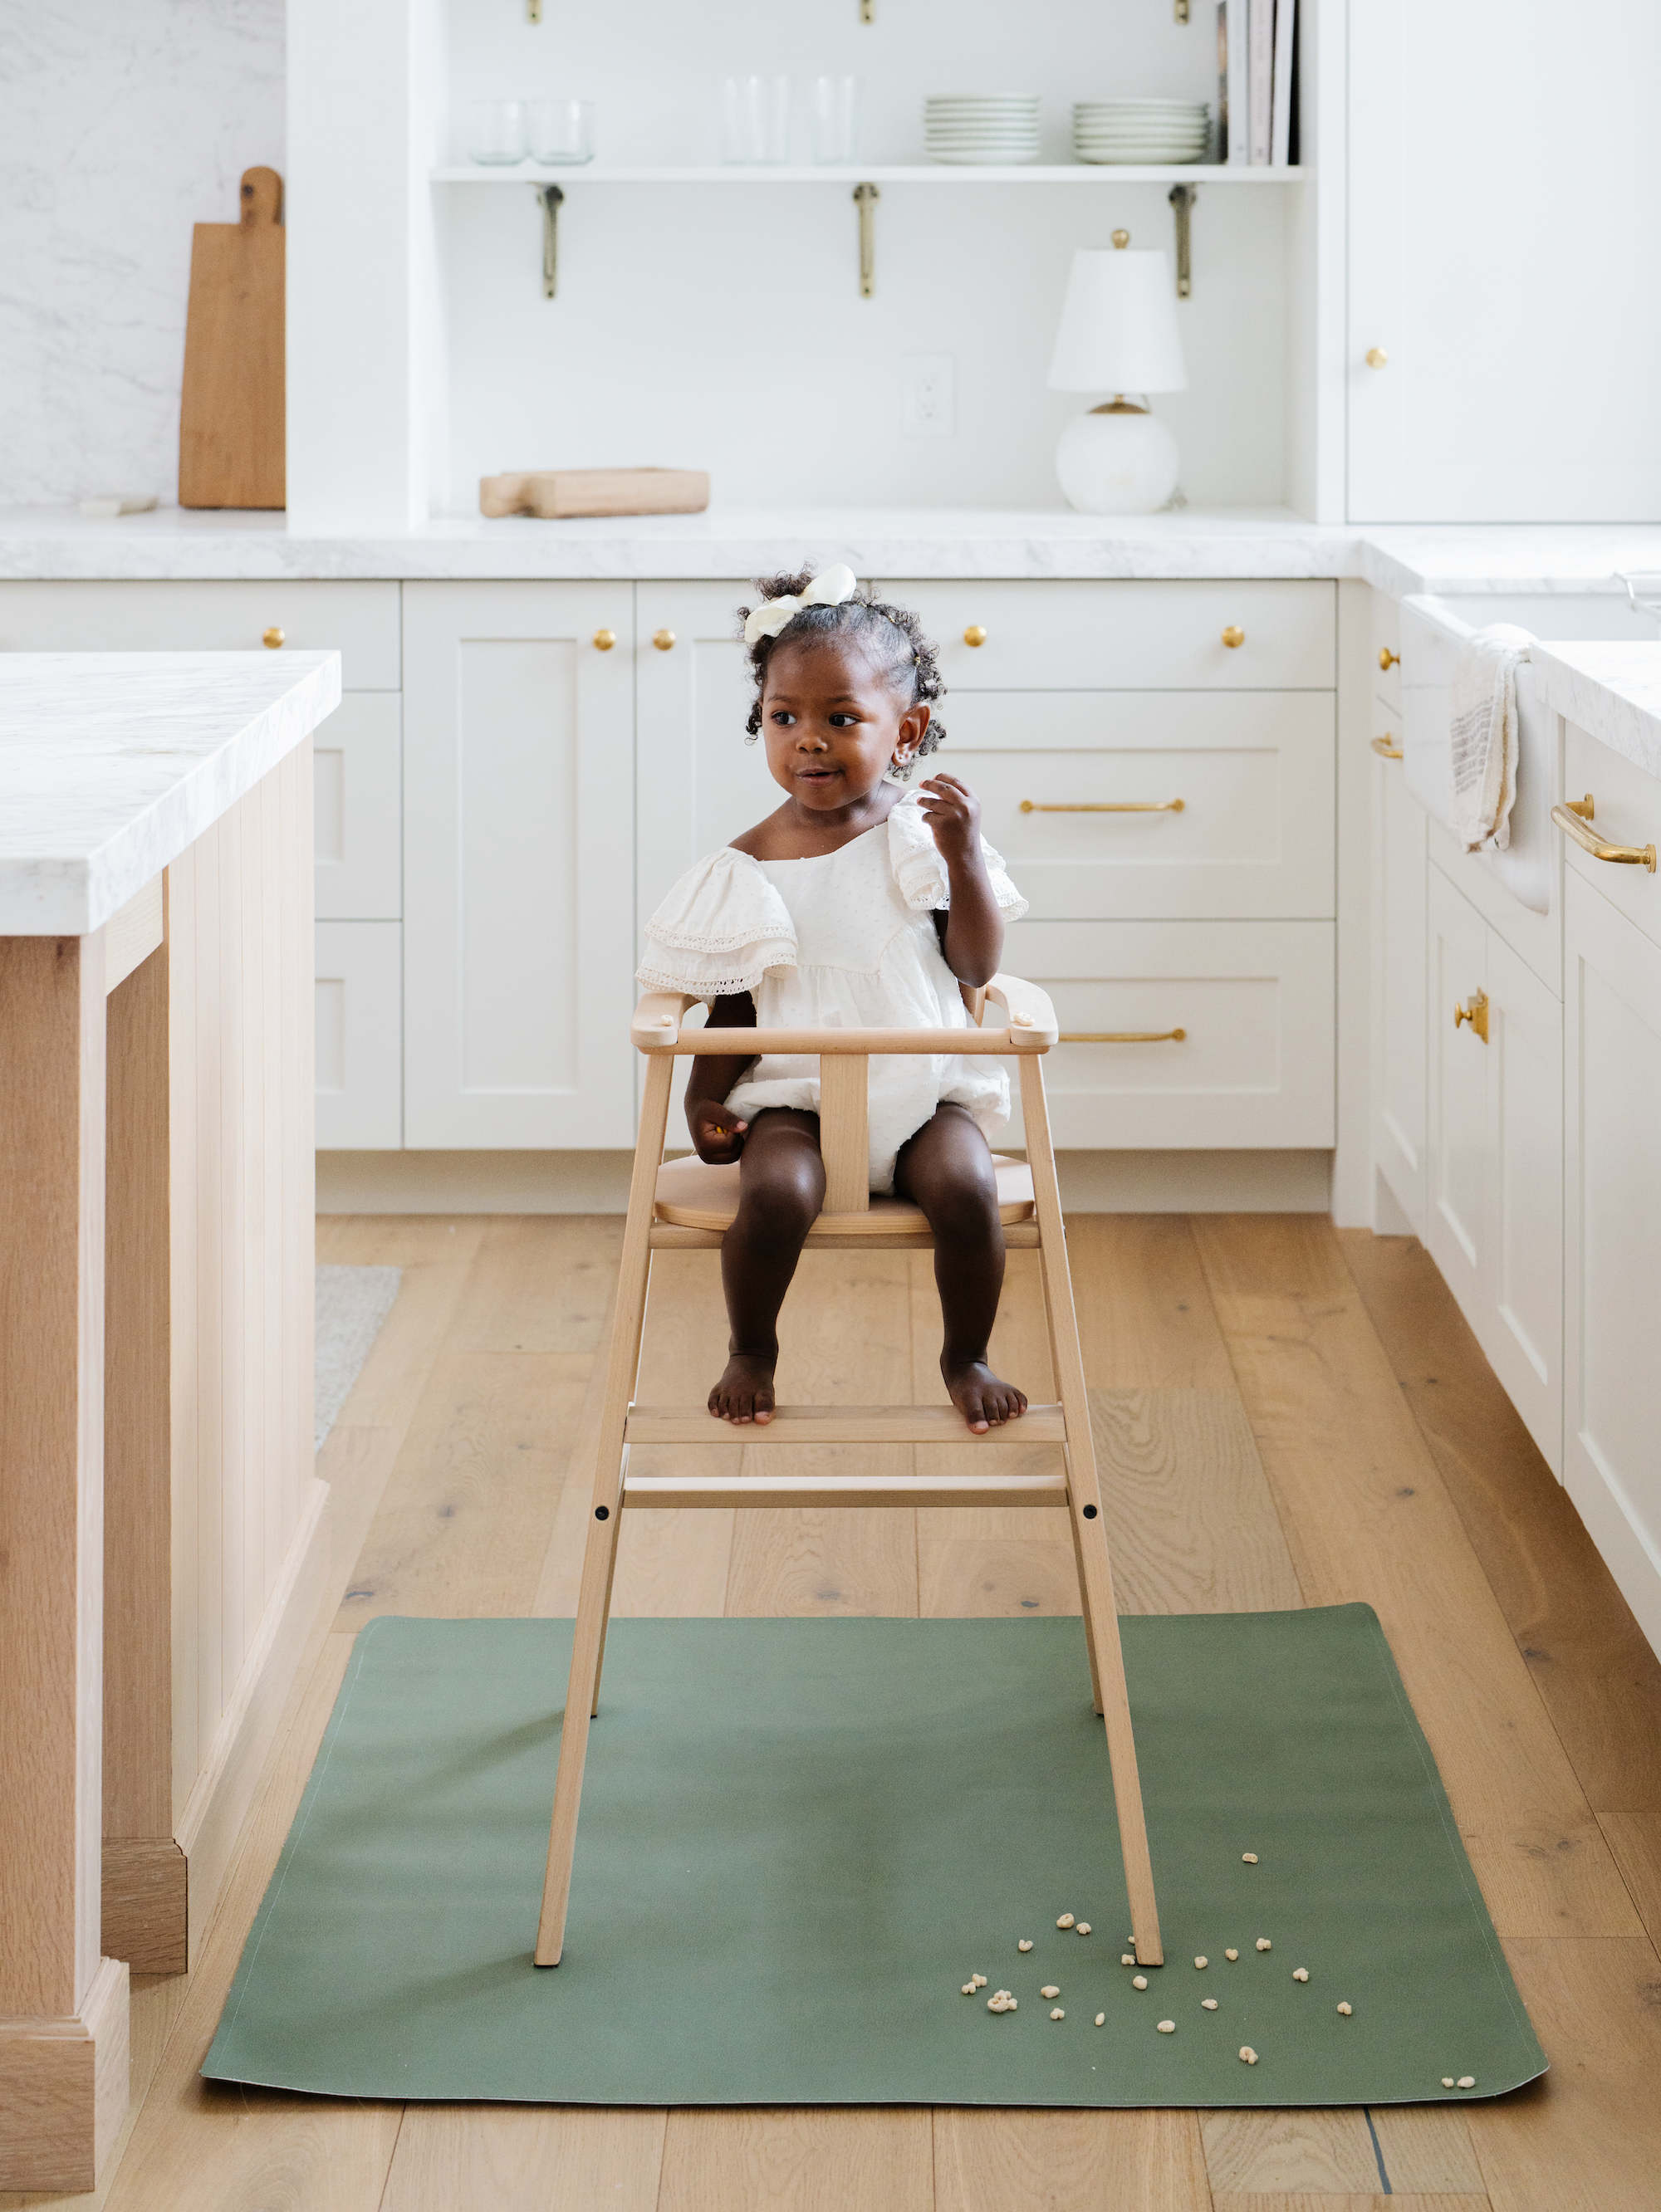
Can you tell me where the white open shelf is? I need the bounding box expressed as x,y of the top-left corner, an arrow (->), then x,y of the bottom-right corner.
431,164 -> 1305,185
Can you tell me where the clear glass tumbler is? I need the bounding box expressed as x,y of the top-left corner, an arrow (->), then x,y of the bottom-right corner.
467,99 -> 527,165
719,76 -> 793,164
809,76 -> 863,164
528,98 -> 595,165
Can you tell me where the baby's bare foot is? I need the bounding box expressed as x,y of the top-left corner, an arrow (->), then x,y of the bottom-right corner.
708,1351 -> 777,1425
943,1357 -> 1028,1435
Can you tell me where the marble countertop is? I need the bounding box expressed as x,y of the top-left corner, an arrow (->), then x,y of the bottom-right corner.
6,504 -> 1661,595
1531,642 -> 1661,781
0,651 -> 341,934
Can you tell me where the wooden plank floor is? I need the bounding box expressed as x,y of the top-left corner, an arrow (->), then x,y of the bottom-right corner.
17,1212 -> 1661,2211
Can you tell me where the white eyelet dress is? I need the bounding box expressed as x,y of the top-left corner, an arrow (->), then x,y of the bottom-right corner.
636,792 -> 1029,1194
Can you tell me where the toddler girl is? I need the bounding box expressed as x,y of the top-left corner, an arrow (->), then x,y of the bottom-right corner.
637,565 -> 1030,1435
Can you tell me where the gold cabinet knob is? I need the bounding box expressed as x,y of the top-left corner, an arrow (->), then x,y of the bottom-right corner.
1379,646 -> 1400,670
592,629 -> 616,651
963,624 -> 987,648
262,626 -> 285,648
1221,625 -> 1245,648
1370,736 -> 1404,760
653,629 -> 676,652
1365,347 -> 1389,369
1453,989 -> 1489,1043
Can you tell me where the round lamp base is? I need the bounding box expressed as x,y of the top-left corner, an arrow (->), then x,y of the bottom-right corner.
1055,405 -> 1180,516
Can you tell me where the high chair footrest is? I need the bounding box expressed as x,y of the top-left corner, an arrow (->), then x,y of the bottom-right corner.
623,1470 -> 1071,1510
625,1402 -> 1068,1446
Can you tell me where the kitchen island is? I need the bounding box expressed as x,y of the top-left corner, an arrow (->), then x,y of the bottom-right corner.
0,649 -> 338,2192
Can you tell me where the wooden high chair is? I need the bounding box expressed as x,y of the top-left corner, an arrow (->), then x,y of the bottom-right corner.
534,976 -> 1164,1969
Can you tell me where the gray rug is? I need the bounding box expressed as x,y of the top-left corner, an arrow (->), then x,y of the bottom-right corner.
315,1265 -> 402,1451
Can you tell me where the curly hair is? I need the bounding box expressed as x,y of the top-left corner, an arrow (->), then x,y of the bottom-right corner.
737,571 -> 946,766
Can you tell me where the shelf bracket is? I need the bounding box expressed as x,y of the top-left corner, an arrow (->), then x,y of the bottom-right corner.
853,182 -> 879,298
1168,183 -> 1196,298
537,183 -> 565,299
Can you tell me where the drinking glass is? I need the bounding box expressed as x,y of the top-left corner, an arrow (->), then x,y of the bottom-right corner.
467,99 -> 527,165
528,98 -> 595,165
719,76 -> 793,164
809,76 -> 862,164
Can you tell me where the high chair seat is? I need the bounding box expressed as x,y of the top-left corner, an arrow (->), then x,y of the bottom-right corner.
653,1151 -> 1036,1234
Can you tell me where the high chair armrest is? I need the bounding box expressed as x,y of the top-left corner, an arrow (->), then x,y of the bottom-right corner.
985,974 -> 1059,1048
632,991 -> 696,1053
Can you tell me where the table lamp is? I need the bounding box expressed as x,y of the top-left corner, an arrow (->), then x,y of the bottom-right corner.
1047,232 -> 1188,514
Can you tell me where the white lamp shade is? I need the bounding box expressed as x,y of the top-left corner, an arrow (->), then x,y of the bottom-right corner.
1046,247 -> 1188,394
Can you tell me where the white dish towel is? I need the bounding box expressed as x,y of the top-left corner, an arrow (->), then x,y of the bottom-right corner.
1449,624 -> 1532,851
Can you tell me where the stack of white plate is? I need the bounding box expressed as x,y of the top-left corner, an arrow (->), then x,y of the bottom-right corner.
924,95 -> 1041,165
1072,100 -> 1210,164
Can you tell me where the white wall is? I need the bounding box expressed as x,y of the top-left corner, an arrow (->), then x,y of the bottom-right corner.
0,0 -> 285,507
437,0 -> 1293,514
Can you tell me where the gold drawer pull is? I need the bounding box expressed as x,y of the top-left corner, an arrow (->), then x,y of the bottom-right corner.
593,628 -> 616,651
1379,646 -> 1400,670
1552,794 -> 1657,874
653,629 -> 676,651
1370,735 -> 1403,760
1221,625 -> 1245,648
262,625 -> 286,648
1453,991 -> 1488,1043
1365,347 -> 1389,369
1020,798 -> 1184,814
963,624 -> 987,647
1060,1028 -> 1187,1044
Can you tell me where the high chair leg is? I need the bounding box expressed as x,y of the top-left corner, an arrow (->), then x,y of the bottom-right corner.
536,1057 -> 673,1967
1019,1057 -> 1164,1970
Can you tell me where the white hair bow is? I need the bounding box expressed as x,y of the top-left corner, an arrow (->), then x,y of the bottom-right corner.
742,563 -> 858,646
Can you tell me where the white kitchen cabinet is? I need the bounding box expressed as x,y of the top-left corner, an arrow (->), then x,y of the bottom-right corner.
1424,864 -> 1563,1471
1562,721 -> 1661,953
315,921 -> 403,1148
880,581 -> 1336,693
1371,733 -> 1428,1234
402,580 -> 635,1148
314,692 -> 401,920
944,692 -> 1335,922
1347,0 -> 1661,520
1002,918 -> 1335,1151
0,578 -> 402,688
1564,870 -> 1661,1655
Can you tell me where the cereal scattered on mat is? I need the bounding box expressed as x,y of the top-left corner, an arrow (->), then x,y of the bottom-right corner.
1202,1997 -> 1218,2010
1193,1955 -> 1208,1970
1094,2012 -> 1105,2027
1132,1975 -> 1148,1990
1050,2006 -> 1065,2020
1336,2002 -> 1353,2016
1017,1939 -> 1034,1952
1239,2046 -> 1258,2065
1156,2019 -> 1175,2033
1241,1852 -> 1258,1864
1292,1968 -> 1310,1982
1224,1948 -> 1239,1960
1256,1938 -> 1271,1952
1041,1984 -> 1061,1999
1458,2076 -> 1477,2089
1056,1913 -> 1075,1929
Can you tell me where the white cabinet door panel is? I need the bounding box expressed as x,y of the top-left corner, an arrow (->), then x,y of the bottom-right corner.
945,692 -> 1335,921
404,581 -> 635,1148
1002,919 -> 1335,1150
0,578 -> 402,688
1425,865 -> 1488,1310
316,922 -> 402,1149
1565,872 -> 1661,1659
1485,930 -> 1563,1471
314,692 -> 401,920
1373,746 -> 1428,1233
1348,0 -> 1661,521
878,581 -> 1336,692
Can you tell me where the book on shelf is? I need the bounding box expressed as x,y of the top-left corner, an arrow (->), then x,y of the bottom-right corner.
1248,0 -> 1274,164
1271,0 -> 1296,167
1222,0 -> 1248,164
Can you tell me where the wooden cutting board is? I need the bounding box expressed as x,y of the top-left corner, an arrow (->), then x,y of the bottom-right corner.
179,167 -> 285,510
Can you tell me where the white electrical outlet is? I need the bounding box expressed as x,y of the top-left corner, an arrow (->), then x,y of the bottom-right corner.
902,355 -> 955,438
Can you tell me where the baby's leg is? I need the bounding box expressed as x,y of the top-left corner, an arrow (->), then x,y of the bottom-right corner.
894,1104 -> 1027,1433
710,1107 -> 825,1424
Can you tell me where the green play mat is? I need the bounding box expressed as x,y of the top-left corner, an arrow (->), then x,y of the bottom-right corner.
204,1608 -> 1545,2107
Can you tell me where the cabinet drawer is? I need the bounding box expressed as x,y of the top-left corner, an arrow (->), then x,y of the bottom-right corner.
315,693 -> 401,919
0,579 -> 401,688
879,580 -> 1335,692
946,692 -> 1334,920
316,922 -> 403,1148
1002,918 -> 1335,1148
1563,722 -> 1661,953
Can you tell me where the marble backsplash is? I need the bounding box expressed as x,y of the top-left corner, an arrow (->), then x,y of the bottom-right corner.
0,0 -> 284,508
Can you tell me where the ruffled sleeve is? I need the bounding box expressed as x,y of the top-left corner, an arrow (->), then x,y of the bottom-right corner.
886,791 -> 1029,921
636,848 -> 798,1001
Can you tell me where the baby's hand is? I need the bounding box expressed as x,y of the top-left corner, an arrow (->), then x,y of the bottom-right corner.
688,1099 -> 749,1164
914,772 -> 982,865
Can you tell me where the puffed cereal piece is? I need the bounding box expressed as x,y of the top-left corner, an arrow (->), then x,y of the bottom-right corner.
1056,1913 -> 1075,1929
1256,1938 -> 1271,1952
1050,2007 -> 1065,2021
1458,2076 -> 1476,2089
1225,1948 -> 1239,1961
1337,2002 -> 1353,2016
1075,1921 -> 1091,1936
1202,1997 -> 1218,2011
1120,1953 -> 1136,1966
1442,2076 -> 1455,2088
1041,1984 -> 1061,1999
1292,1968 -> 1310,1982
1239,2046 -> 1258,2065
1095,2012 -> 1105,2027
1132,1975 -> 1148,1990
1156,2019 -> 1175,2033
1017,1939 -> 1034,1952
1241,1852 -> 1258,1864
1194,1955 -> 1208,1970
